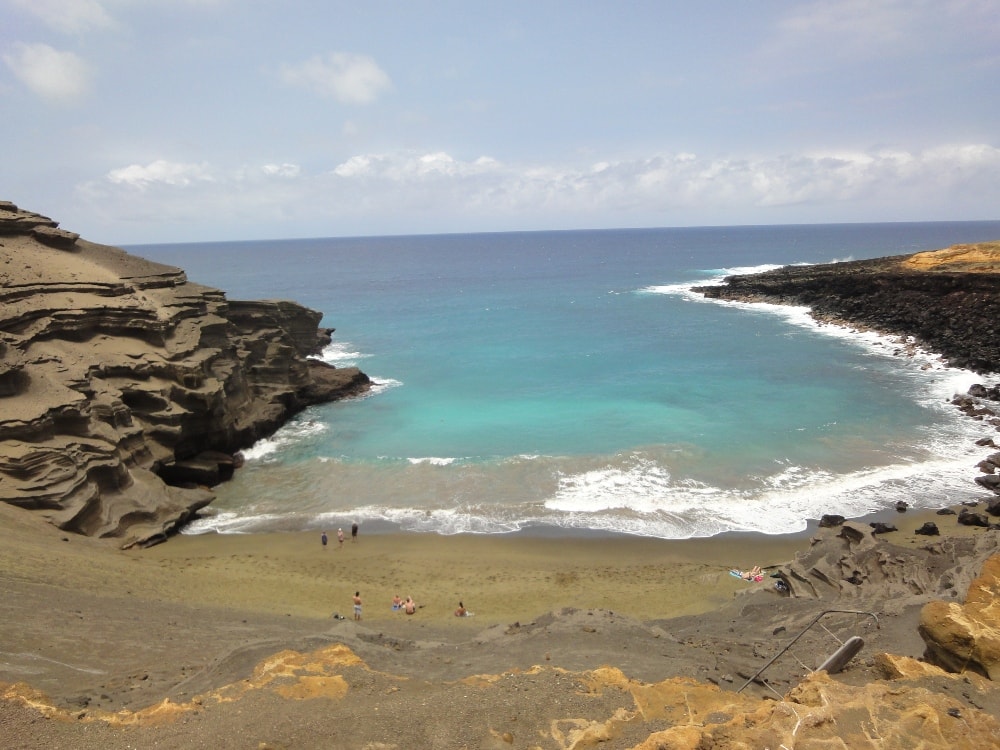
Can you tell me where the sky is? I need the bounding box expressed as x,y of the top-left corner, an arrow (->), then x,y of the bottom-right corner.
2,0 -> 999,245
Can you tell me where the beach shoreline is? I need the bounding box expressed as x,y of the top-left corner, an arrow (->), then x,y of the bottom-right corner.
3,405 -> 998,750
3,493 -> 984,630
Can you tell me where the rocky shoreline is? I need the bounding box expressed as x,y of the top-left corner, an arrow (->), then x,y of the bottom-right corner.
696,242 -> 1000,512
0,202 -> 370,545
695,243 -> 1000,374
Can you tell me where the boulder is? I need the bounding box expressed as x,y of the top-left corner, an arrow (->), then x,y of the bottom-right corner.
915,522 -> 940,536
869,522 -> 898,534
31,224 -> 79,249
919,554 -> 1000,679
969,383 -> 1000,401
958,508 -> 990,527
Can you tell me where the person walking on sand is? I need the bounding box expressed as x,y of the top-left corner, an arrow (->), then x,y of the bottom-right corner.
351,522 -> 359,542
353,591 -> 362,621
321,531 -> 328,549
337,528 -> 344,548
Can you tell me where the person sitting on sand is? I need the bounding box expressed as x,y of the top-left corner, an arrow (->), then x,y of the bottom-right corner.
454,601 -> 466,617
403,596 -> 417,615
391,594 -> 403,611
730,565 -> 764,582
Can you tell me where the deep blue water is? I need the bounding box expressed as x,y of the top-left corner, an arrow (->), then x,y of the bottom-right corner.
132,221 -> 1000,538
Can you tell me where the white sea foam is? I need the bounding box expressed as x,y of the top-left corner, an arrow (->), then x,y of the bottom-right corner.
408,456 -> 457,466
386,508 -> 524,535
195,438 -> 988,538
240,418 -> 328,461
538,435 -> 987,539
311,339 -> 369,367
182,510 -> 275,534
310,339 -> 403,398
368,377 -> 403,396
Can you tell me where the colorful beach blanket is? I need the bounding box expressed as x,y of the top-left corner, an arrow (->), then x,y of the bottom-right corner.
729,569 -> 764,582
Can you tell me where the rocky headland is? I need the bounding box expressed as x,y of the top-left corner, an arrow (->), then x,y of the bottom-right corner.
696,242 -> 1000,374
0,202 -> 370,546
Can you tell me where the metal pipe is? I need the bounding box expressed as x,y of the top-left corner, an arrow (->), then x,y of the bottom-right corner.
736,609 -> 879,693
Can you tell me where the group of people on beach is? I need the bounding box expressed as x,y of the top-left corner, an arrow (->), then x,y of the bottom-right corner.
391,594 -> 419,615
321,523 -> 359,549
348,593 -> 470,620
323,526 -> 472,620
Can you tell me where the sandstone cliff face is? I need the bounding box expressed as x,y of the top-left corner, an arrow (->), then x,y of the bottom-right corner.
697,244 -> 1000,374
0,202 -> 370,544
920,552 -> 1000,680
777,522 -> 1000,614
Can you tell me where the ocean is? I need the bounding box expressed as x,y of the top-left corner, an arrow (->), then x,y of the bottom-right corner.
131,221 -> 1000,539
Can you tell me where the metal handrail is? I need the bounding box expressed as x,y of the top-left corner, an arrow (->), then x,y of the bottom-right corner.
736,609 -> 880,694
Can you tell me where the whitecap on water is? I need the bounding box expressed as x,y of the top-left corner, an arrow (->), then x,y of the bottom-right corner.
311,339 -> 370,367
241,419 -> 328,461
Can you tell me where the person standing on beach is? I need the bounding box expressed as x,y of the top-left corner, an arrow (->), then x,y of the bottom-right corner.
353,591 -> 362,621
337,528 -> 344,548
321,531 -> 328,549
351,522 -> 358,542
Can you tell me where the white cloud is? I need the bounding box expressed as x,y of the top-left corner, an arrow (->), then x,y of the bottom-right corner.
332,152 -> 498,181
262,163 -> 301,178
2,42 -> 92,102
279,52 -> 391,104
9,0 -> 116,34
79,144 -> 1000,239
107,159 -> 215,189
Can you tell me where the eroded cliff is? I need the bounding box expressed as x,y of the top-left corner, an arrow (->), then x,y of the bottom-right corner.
0,202 -> 370,544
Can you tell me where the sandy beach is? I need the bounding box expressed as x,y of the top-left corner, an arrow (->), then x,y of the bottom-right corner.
0,496 -> 810,650
4,491 -> 999,748
1,495 -> 968,630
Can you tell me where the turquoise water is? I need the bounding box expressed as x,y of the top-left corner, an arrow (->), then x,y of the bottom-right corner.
133,222 -> 1000,538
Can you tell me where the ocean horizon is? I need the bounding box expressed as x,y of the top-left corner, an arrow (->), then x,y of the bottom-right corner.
131,220 -> 1000,539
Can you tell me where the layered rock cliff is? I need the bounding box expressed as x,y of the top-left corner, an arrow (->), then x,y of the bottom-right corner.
0,202 -> 370,545
696,242 -> 1000,374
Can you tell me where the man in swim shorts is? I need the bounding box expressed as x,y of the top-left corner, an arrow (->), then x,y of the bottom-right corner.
353,591 -> 362,620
